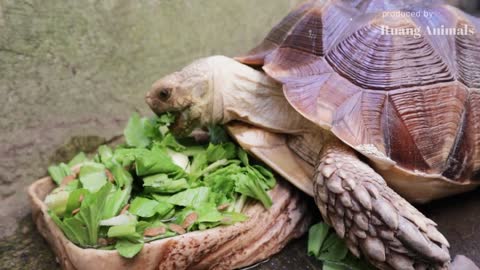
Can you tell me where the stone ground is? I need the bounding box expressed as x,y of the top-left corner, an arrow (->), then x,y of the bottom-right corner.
0,0 -> 479,269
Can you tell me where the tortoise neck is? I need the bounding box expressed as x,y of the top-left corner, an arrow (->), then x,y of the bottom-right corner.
213,60 -> 310,134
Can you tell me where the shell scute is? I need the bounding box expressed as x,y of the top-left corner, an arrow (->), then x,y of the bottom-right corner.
237,0 -> 480,182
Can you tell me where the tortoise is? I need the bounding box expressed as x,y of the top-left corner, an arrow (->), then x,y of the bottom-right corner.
145,0 -> 480,269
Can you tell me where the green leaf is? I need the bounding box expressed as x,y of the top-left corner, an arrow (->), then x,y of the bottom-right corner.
45,189 -> 70,216
64,180 -> 81,192
308,222 -> 374,270
155,201 -> 174,218
318,237 -> 349,262
308,223 -> 330,257
167,187 -> 210,207
97,145 -> 113,165
74,182 -> 113,245
181,145 -> 206,156
124,113 -> 150,148
135,148 -> 185,177
113,148 -> 149,167
115,239 -> 144,258
110,163 -> 133,187
68,152 -> 88,167
129,197 -> 160,218
103,186 -> 131,219
200,159 -> 229,176
323,262 -> 346,270
108,224 -> 137,238
157,112 -> 175,125
64,188 -> 89,218
189,152 -> 208,179
142,117 -> 162,140
238,148 -> 249,166
62,217 -> 90,246
195,202 -> 223,223
79,162 -> 107,193
48,163 -> 72,185
100,212 -> 137,226
234,173 -> 272,208
143,174 -> 189,193
158,133 -> 186,151
251,165 -> 276,189
166,149 -> 190,171
220,212 -> 248,225
206,143 -> 236,163
49,211 -> 83,245
204,174 -> 235,201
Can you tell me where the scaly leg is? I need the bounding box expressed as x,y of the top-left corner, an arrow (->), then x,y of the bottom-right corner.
314,141 -> 450,270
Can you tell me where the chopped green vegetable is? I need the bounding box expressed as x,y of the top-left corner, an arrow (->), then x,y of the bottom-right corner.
115,240 -> 144,258
100,212 -> 137,226
308,223 -> 330,257
124,112 -> 151,148
45,188 -> 70,216
143,174 -> 189,193
234,173 -> 272,208
47,163 -> 72,185
135,148 -> 185,177
129,197 -> 159,218
308,222 -> 374,270
195,202 -> 223,223
65,188 -> 89,218
79,162 -> 107,193
167,187 -> 210,207
103,186 -> 130,219
46,113 -> 277,259
110,163 -> 133,188
206,143 -> 236,163
68,152 -> 88,167
108,224 -> 138,238
97,145 -> 114,165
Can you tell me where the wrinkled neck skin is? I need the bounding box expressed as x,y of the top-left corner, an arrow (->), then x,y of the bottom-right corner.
212,58 -> 311,134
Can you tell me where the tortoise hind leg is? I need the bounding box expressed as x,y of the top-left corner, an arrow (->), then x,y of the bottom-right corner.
314,141 -> 450,270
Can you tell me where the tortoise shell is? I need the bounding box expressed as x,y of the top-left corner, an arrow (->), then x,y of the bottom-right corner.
237,0 -> 480,184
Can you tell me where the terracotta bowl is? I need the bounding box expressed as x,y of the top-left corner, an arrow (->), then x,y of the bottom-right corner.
28,177 -> 311,270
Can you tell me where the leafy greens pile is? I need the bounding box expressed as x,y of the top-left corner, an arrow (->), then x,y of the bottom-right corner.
44,113 -> 276,258
308,223 -> 373,270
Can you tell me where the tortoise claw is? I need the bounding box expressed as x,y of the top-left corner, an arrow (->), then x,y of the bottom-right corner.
313,143 -> 451,270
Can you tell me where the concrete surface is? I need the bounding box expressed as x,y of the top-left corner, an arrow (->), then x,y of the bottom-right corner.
0,0 -> 479,269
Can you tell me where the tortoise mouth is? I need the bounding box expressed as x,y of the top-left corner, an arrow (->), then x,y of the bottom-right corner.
169,107 -> 200,137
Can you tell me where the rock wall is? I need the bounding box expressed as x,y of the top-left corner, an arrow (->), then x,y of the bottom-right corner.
0,0 -> 302,268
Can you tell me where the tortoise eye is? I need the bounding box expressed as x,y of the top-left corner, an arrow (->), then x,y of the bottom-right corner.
158,88 -> 172,101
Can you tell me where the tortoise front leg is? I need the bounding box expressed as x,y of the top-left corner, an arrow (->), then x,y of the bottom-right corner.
313,141 -> 450,270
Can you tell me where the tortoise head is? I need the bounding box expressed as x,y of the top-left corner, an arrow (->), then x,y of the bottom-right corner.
146,56 -> 228,135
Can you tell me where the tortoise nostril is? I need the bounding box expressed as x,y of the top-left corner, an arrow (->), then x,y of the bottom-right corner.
158,88 -> 172,101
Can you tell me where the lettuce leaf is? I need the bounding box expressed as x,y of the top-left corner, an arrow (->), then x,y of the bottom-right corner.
67,152 -> 88,167
308,222 -> 374,270
129,197 -> 160,218
79,162 -> 107,193
167,187 -> 210,207
143,174 -> 189,193
234,173 -> 272,208
48,163 -> 72,185
124,112 -> 150,148
46,114 -> 278,260
135,148 -> 185,177
115,239 -> 144,258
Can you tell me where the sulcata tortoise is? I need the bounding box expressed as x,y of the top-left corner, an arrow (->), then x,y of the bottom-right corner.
146,0 -> 480,269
